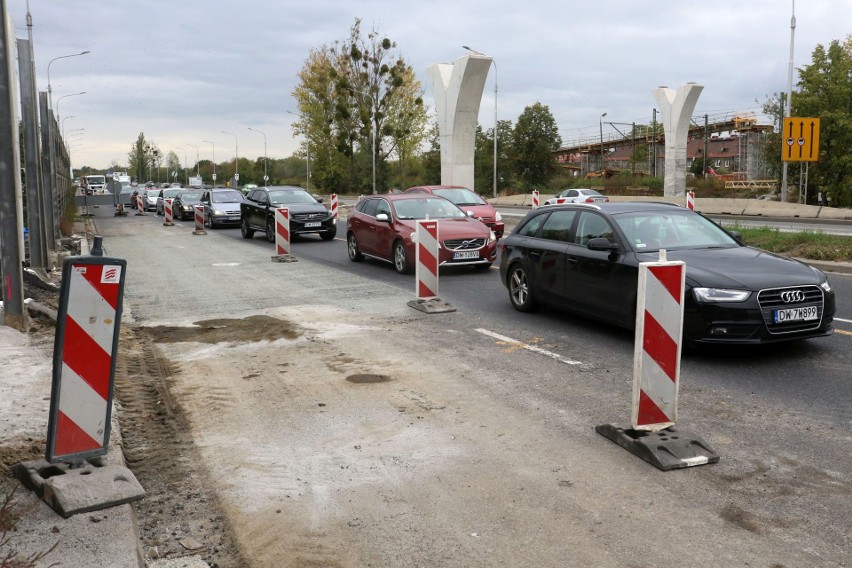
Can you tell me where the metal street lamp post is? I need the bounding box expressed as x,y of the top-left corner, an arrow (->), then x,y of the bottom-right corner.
599,112 -> 607,173
61,115 -> 75,140
47,50 -> 90,111
204,140 -> 216,187
286,111 -> 311,191
247,127 -> 268,185
221,131 -> 239,188
463,46 -> 498,198
185,143 -> 200,176
54,91 -> 86,121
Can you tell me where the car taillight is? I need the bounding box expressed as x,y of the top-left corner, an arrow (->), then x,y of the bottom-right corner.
585,197 -> 594,203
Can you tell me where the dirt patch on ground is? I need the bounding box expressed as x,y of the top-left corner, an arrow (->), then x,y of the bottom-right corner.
144,315 -> 301,344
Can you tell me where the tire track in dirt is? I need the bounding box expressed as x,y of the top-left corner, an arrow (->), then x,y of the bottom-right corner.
113,325 -> 246,567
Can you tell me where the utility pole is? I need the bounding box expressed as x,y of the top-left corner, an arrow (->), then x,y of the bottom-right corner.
0,0 -> 27,330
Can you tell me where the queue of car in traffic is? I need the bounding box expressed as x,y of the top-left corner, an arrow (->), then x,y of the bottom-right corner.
128,183 -> 837,348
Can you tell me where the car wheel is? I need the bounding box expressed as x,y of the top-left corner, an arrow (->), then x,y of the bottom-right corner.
265,217 -> 276,243
241,217 -> 254,239
508,263 -> 536,312
393,240 -> 412,274
347,233 -> 363,262
320,230 -> 336,241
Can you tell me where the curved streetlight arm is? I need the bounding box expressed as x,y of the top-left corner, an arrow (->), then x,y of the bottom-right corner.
47,50 -> 90,109
54,91 -> 86,121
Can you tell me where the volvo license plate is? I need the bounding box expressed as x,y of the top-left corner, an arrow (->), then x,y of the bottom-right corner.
453,251 -> 479,260
774,305 -> 817,323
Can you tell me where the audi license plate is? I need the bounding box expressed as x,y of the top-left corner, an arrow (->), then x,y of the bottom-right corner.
453,251 -> 479,260
304,222 -> 321,228
774,305 -> 817,324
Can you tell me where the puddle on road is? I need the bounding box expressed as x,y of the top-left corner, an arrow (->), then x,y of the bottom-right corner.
346,373 -> 392,384
144,315 -> 301,344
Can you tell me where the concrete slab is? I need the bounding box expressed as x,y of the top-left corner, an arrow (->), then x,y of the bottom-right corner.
13,459 -> 145,518
407,298 -> 457,313
271,254 -> 298,263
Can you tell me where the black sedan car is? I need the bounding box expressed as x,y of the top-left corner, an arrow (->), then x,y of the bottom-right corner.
240,186 -> 336,241
499,202 -> 835,346
171,190 -> 204,221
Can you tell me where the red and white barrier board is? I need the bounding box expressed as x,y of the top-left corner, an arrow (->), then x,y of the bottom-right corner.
532,190 -> 539,209
631,256 -> 685,431
163,198 -> 174,226
330,193 -> 339,219
275,207 -> 291,256
686,190 -> 695,210
47,257 -> 127,463
193,205 -> 206,235
415,220 -> 439,299
135,193 -> 146,215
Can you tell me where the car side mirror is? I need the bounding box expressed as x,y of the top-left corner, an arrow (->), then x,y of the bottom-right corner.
728,230 -> 743,242
587,237 -> 618,252
376,213 -> 390,223
314,195 -> 324,203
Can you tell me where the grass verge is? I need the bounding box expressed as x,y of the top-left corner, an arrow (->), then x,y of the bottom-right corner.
735,226 -> 852,262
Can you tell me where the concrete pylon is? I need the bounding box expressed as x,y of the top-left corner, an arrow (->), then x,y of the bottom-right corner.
654,83 -> 703,197
428,55 -> 492,191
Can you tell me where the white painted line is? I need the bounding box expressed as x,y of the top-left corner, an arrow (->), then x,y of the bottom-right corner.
834,317 -> 852,323
475,328 -> 583,365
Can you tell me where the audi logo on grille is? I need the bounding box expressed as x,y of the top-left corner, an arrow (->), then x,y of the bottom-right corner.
780,290 -> 806,303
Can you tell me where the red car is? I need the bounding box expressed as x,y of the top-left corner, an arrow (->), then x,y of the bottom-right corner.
405,185 -> 505,239
346,194 -> 498,274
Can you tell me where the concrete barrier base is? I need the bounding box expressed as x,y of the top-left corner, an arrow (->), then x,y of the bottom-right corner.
407,298 -> 457,313
12,459 -> 145,518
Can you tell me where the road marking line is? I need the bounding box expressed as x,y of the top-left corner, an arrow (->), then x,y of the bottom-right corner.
475,328 -> 583,365
836,329 -> 852,336
835,317 -> 852,323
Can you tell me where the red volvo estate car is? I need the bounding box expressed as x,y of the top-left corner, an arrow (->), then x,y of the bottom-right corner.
346,194 -> 498,274
405,185 -> 505,239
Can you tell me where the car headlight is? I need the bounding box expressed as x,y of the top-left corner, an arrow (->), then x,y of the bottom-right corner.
410,231 -> 417,243
811,266 -> 832,292
495,211 -> 503,221
489,230 -> 497,243
213,209 -> 223,215
693,288 -> 751,302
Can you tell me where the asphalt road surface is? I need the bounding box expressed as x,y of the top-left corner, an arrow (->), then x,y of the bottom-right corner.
90,204 -> 851,567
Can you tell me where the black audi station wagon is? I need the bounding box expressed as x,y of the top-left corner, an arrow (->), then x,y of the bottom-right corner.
499,202 -> 835,346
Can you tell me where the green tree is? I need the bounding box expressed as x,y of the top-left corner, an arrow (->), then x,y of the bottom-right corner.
793,36 -> 852,206
293,18 -> 427,193
127,133 -> 161,182
511,102 -> 561,189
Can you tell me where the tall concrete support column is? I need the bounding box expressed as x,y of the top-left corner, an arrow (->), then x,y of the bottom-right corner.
653,83 -> 703,197
428,55 -> 491,191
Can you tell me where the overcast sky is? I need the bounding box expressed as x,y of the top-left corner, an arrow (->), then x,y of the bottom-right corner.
8,0 -> 851,171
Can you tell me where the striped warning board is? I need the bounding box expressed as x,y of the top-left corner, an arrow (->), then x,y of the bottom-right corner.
275,207 -> 291,257
415,220 -> 439,299
632,258 -> 685,431
47,256 -> 126,463
330,193 -> 339,219
686,190 -> 695,210
532,190 -> 539,209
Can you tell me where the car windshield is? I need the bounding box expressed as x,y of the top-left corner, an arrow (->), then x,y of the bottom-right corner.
267,190 -> 316,205
613,210 -> 739,252
179,192 -> 203,203
432,188 -> 486,206
211,190 -> 243,203
146,190 -> 160,197
579,189 -> 602,196
163,189 -> 182,199
393,198 -> 466,220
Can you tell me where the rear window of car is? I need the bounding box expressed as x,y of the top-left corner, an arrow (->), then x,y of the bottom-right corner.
539,210 -> 577,242
516,212 -> 548,237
